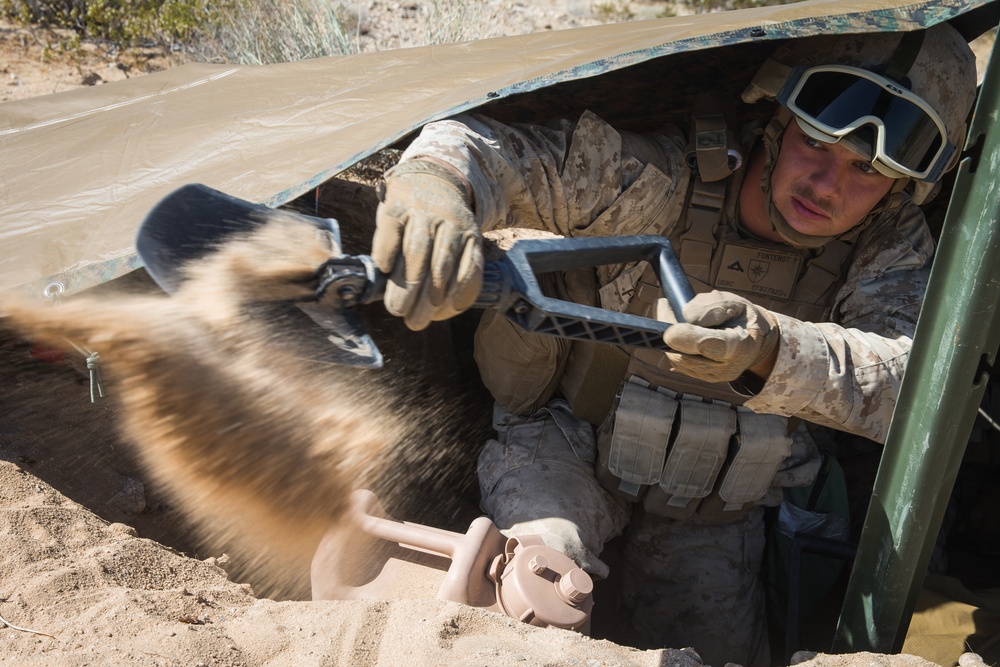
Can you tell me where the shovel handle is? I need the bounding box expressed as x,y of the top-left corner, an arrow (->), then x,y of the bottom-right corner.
357,236 -> 692,350
472,235 -> 693,350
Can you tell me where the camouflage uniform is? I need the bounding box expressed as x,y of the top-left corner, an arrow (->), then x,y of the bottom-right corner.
396,109 -> 933,667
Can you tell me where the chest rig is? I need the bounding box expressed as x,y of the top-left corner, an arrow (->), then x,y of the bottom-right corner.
576,108 -> 857,521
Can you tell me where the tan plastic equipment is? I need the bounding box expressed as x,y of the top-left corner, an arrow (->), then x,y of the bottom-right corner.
311,489 -> 594,631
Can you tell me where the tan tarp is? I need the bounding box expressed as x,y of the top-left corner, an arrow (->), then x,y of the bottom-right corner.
0,0 -> 992,298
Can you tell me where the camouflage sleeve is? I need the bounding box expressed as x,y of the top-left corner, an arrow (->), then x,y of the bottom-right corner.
744,203 -> 934,444
398,110 -> 687,235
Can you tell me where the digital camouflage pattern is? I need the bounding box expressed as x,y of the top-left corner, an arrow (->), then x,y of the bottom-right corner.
478,400 -> 629,580
617,504 -> 769,666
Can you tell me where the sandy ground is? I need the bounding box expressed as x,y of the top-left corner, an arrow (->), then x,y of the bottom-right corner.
1,2 -> 998,666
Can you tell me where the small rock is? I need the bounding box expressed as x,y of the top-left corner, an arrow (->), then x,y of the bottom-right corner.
959,653 -> 986,667
107,522 -> 137,536
107,477 -> 146,516
80,71 -> 103,86
204,553 -> 231,568
791,651 -> 819,665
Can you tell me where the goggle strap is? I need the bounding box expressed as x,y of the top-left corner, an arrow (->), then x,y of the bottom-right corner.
884,30 -> 925,85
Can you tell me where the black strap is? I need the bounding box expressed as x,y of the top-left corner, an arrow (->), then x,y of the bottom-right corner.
884,30 -> 925,86
806,453 -> 834,511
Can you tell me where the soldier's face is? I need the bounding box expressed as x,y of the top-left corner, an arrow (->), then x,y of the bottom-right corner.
770,120 -> 895,239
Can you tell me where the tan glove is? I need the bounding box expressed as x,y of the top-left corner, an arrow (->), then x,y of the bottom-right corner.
372,159 -> 484,331
661,290 -> 780,384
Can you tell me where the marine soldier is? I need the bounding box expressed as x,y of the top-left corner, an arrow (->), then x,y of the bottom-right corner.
371,23 -> 978,667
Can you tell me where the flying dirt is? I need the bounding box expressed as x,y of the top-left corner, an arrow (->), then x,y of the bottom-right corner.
0,211 -> 465,594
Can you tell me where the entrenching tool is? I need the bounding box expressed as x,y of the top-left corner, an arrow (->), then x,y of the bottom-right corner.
135,182 -> 696,629
136,183 -> 694,369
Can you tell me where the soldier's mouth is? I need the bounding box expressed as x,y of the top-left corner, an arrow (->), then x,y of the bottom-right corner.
790,195 -> 830,221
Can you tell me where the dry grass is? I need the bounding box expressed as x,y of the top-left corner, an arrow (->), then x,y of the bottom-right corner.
196,0 -> 359,64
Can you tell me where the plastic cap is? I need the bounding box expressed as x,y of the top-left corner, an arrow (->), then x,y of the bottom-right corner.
557,568 -> 593,604
529,555 -> 548,574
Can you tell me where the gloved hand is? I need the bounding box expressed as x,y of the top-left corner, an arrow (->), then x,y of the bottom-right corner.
372,159 -> 484,331
661,290 -> 780,384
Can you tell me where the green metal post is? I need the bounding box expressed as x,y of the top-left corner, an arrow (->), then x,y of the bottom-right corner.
833,34 -> 1000,653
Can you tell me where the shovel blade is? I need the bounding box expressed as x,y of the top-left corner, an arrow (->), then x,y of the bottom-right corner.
137,184 -> 341,293
136,184 -> 383,368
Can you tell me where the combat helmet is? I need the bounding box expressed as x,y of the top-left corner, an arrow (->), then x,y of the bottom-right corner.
741,22 -> 978,248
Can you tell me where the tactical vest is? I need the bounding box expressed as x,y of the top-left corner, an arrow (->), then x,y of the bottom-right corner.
562,175 -> 857,521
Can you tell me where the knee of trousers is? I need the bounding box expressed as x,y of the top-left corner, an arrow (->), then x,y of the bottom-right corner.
623,505 -> 767,580
619,507 -> 770,667
477,413 -> 628,578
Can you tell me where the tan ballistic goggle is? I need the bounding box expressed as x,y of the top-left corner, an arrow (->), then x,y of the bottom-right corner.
777,65 -> 954,182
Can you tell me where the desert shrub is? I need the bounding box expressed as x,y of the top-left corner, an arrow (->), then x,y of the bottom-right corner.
1,0 -> 83,29
1,0 -> 359,59
591,1 -> 635,22
1,0 -> 211,44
